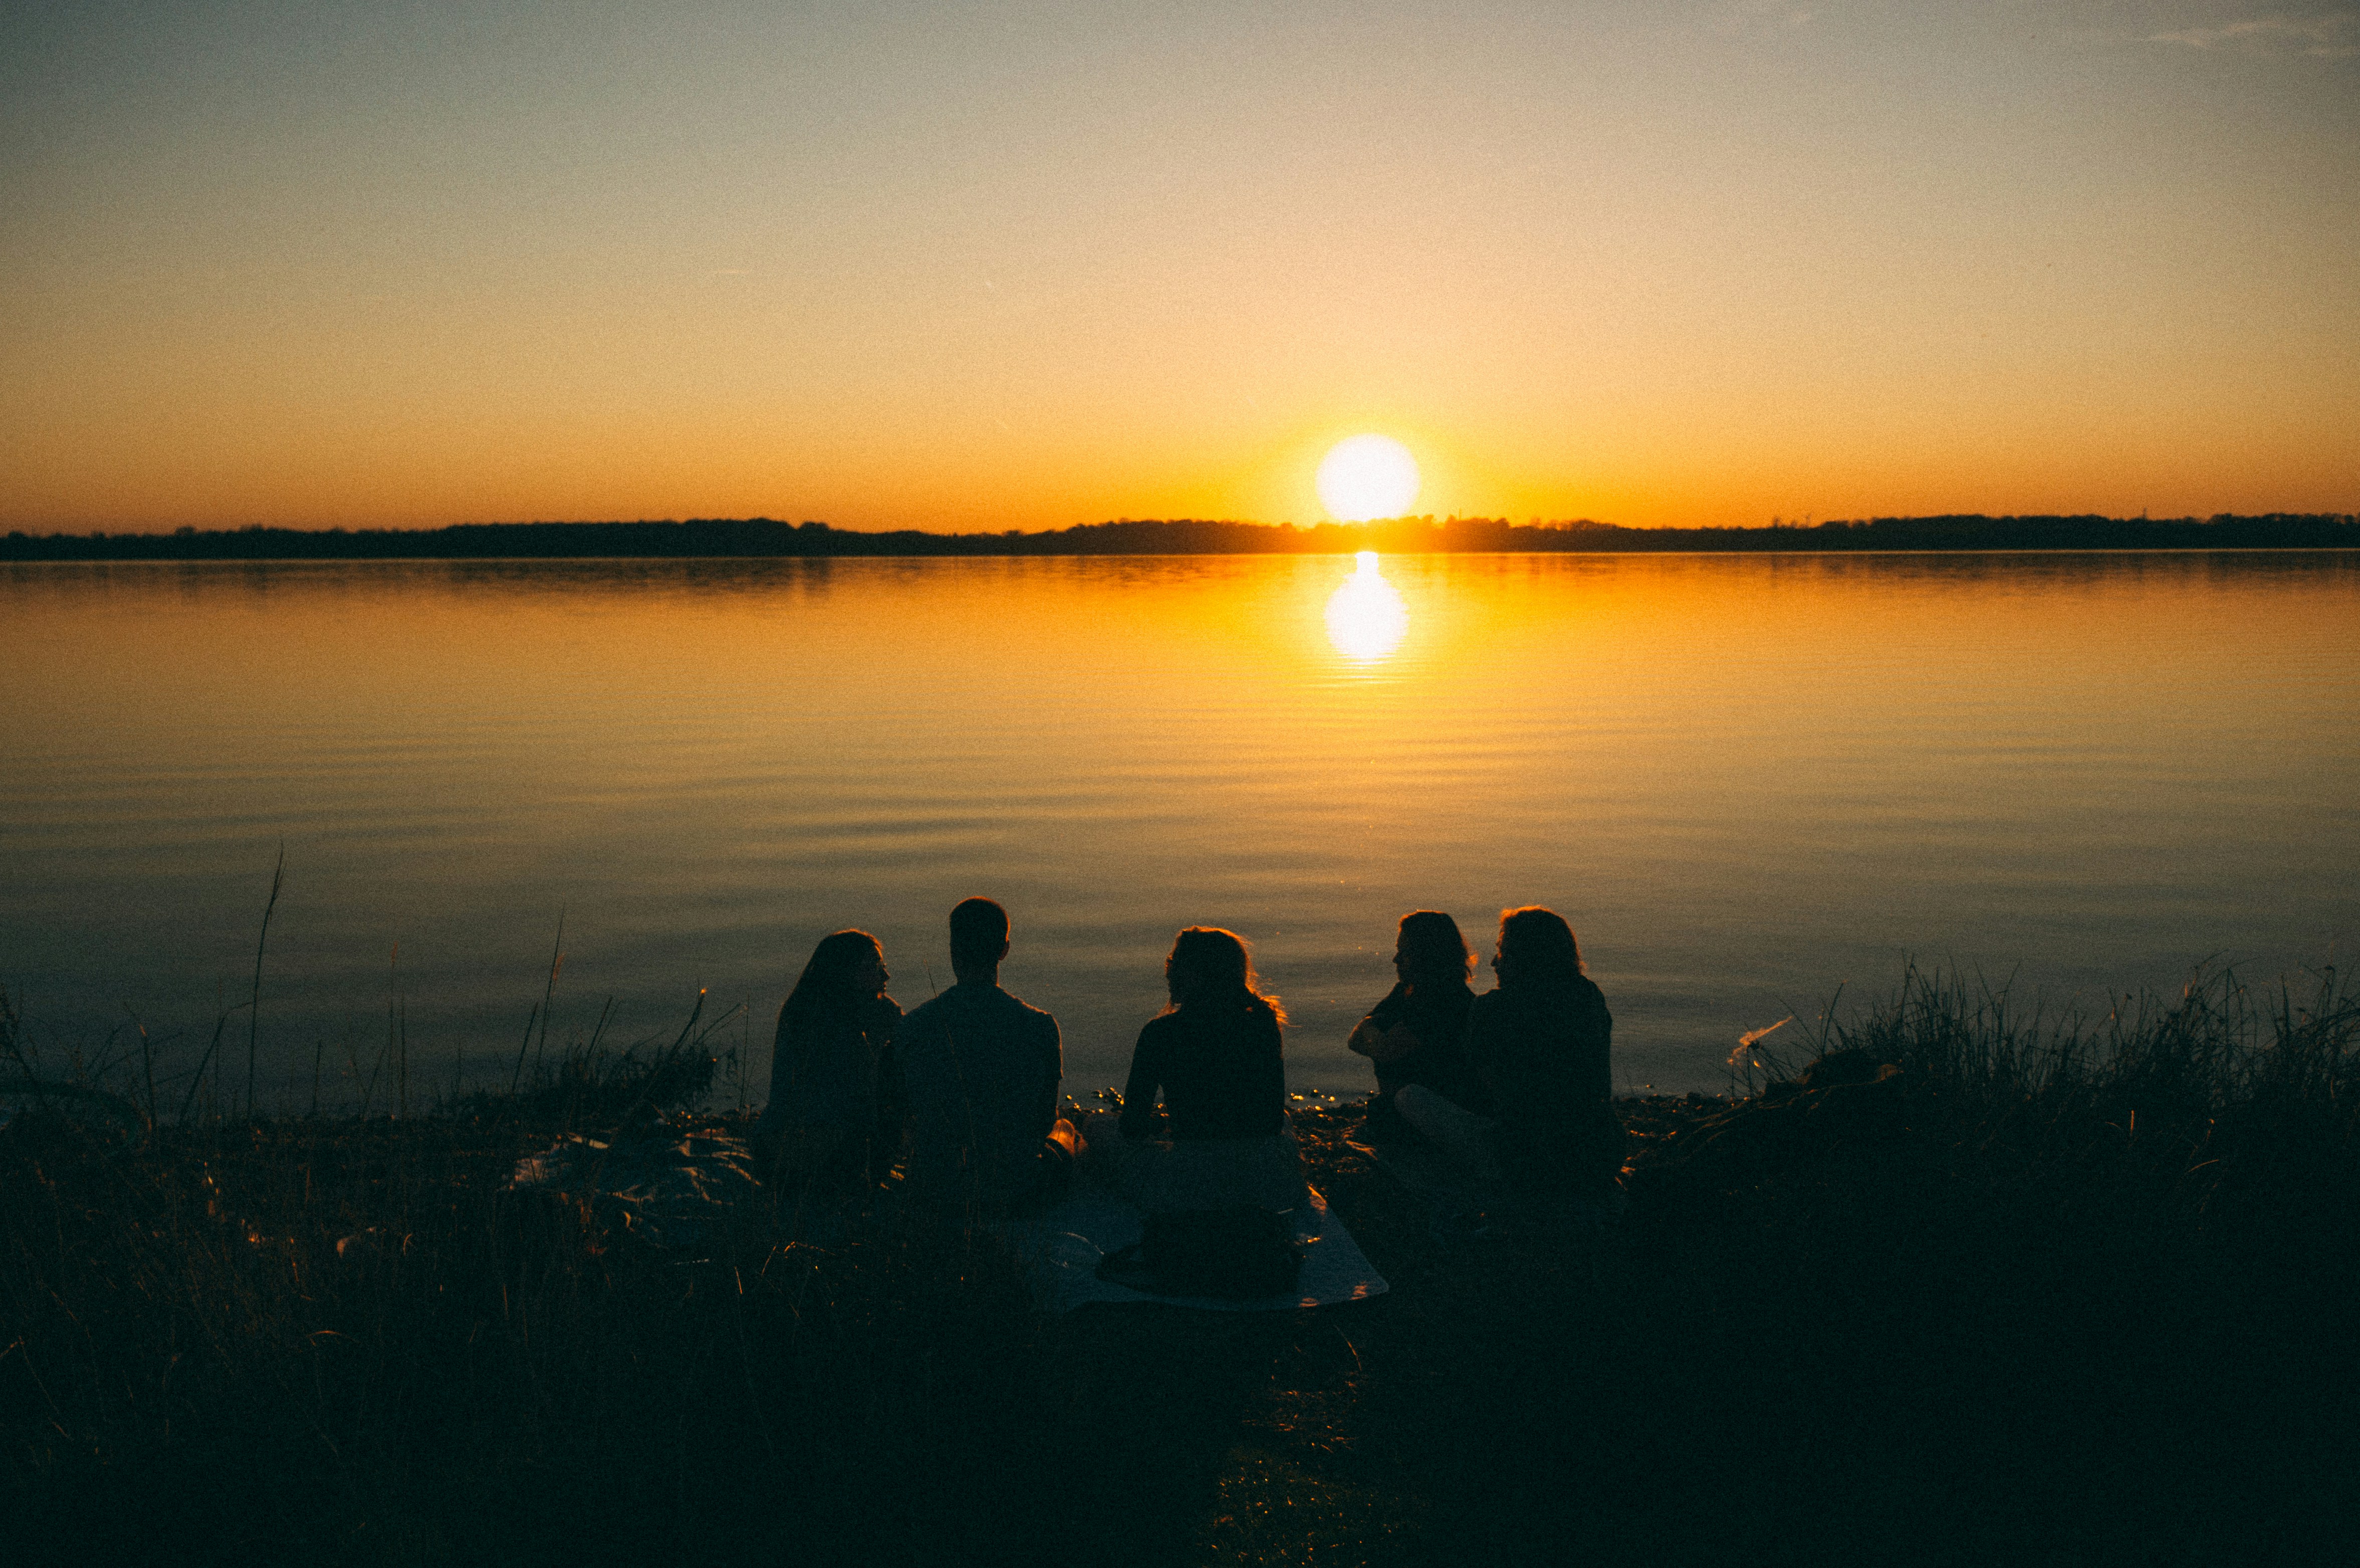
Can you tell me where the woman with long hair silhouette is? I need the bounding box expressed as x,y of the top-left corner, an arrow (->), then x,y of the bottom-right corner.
1347,909 -> 1491,1142
1395,906 -> 1622,1204
1095,926 -> 1305,1213
756,928 -> 903,1188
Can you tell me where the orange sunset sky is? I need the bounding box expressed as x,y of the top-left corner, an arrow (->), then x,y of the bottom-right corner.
3,1 -> 2354,534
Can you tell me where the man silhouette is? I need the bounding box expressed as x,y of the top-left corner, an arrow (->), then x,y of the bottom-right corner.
892,897 -> 1077,1210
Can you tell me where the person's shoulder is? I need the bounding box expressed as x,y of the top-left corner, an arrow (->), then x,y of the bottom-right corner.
1136,1009 -> 1184,1044
1012,994 -> 1059,1037
1239,997 -> 1284,1041
1426,981 -> 1476,1015
900,989 -> 1001,1044
991,985 -> 1056,1021
958,984 -> 1048,1034
973,985 -> 1059,1045
1467,984 -> 1531,1032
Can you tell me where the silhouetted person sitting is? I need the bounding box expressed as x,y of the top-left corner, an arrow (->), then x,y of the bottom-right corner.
755,929 -> 903,1194
892,896 -> 1077,1212
1395,906 -> 1623,1205
1089,926 -> 1306,1214
1348,910 -> 1492,1143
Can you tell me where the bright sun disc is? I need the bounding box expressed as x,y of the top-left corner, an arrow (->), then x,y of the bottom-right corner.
1316,435 -> 1421,522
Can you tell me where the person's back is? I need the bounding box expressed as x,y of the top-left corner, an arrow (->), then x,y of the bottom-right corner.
1465,977 -> 1611,1123
1117,999 -> 1285,1143
894,898 -> 1068,1209
1465,906 -> 1619,1196
897,978 -> 1062,1206
1089,926 -> 1305,1216
1347,911 -> 1493,1143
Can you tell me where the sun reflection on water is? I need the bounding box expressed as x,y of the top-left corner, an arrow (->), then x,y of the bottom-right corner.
1323,551 -> 1409,663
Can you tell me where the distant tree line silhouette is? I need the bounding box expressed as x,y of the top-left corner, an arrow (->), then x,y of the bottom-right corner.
4,512 -> 2354,561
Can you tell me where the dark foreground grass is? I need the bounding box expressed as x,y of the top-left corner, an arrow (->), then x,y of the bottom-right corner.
7,964 -> 2359,1566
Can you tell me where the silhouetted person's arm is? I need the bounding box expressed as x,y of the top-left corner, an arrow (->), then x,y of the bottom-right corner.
1574,982 -> 1613,1111
1117,1023 -> 1163,1142
1256,1010 -> 1288,1135
1348,982 -> 1420,1064
870,996 -> 907,1153
1033,1016 -> 1063,1141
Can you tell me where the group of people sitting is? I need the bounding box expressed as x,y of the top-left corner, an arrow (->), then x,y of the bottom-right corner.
752,897 -> 1621,1221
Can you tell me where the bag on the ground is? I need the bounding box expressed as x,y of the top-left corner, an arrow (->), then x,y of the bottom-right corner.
1096,1204 -> 1302,1299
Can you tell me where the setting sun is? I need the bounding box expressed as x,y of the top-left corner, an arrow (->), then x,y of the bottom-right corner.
1316,436 -> 1422,523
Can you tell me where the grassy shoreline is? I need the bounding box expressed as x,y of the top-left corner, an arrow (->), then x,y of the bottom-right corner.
7,964 -> 2358,1565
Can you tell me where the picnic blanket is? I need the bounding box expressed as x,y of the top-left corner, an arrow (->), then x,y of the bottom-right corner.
1000,1184 -> 1386,1314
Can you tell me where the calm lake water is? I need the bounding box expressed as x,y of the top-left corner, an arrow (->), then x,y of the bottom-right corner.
5,552 -> 2356,1108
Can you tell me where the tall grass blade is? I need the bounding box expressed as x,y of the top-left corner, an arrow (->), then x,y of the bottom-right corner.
178,1003 -> 234,1125
244,843 -> 285,1119
123,1003 -> 158,1125
512,913 -> 565,1096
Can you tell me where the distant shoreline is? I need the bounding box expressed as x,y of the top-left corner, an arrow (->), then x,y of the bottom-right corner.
4,512 -> 2356,562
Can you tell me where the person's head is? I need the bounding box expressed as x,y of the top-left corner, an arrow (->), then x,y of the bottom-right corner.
786,929 -> 887,1018
1163,926 -> 1285,1024
1393,910 -> 1473,989
949,896 -> 1011,979
1492,906 -> 1583,989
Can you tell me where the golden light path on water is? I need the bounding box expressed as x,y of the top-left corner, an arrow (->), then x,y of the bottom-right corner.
2,552 -> 2356,1105
1323,552 -> 1410,663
